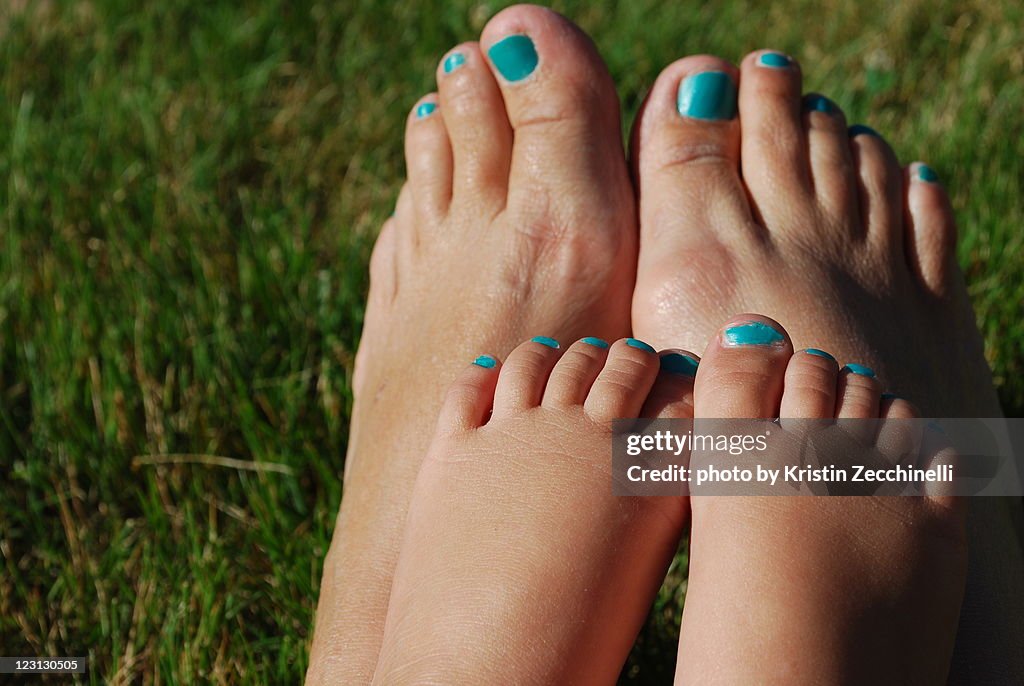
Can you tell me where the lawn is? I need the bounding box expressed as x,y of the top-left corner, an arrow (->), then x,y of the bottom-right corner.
1,0 -> 1022,683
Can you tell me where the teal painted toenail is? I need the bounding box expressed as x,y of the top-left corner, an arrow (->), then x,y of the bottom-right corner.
804,93 -> 837,114
757,52 -> 792,68
443,52 -> 466,74
660,353 -> 699,376
802,348 -> 836,361
531,336 -> 560,349
723,322 -> 784,346
415,102 -> 437,118
848,124 -> 879,138
581,337 -> 609,349
488,35 -> 538,82
843,363 -> 875,378
677,71 -> 737,120
916,164 -> 939,183
626,338 -> 656,353
473,355 -> 497,368
881,392 -> 899,400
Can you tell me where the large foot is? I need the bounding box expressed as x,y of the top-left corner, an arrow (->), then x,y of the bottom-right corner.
629,51 -> 1024,680
308,6 -> 638,682
373,337 -> 697,684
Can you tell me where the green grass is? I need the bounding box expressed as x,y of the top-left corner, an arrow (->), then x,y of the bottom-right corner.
1,0 -> 1022,682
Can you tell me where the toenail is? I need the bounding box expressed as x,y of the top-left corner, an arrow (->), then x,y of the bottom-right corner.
848,124 -> 880,138
915,163 -> 939,183
881,392 -> 899,400
677,71 -> 738,121
487,35 -> 538,82
803,93 -> 837,114
722,322 -> 785,347
473,355 -> 498,368
531,336 -> 560,349
625,338 -> 656,353
757,52 -> 792,69
660,353 -> 699,376
443,52 -> 466,74
802,348 -> 836,361
415,102 -> 437,119
581,337 -> 610,349
842,363 -> 876,378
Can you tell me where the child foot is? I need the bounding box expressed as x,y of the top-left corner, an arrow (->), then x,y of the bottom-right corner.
629,51 -> 1023,677
676,315 -> 967,684
308,7 -> 638,682
372,337 -> 698,685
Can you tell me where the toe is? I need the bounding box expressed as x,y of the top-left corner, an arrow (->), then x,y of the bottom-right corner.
693,315 -> 793,418
436,43 -> 512,213
835,363 -> 881,418
368,218 -> 398,304
904,162 -> 957,297
583,338 -> 661,422
803,93 -> 860,231
436,355 -> 503,434
541,337 -> 611,408
480,5 -> 632,230
405,93 -> 454,219
490,336 -> 564,417
780,348 -> 840,419
641,350 -> 700,419
737,50 -> 811,223
849,124 -> 904,258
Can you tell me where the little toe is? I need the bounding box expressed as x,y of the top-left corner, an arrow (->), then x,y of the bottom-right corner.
435,355 -> 503,434
848,124 -> 905,258
694,315 -> 793,418
641,350 -> 700,419
904,162 -> 958,297
780,348 -> 840,419
583,338 -> 661,422
835,363 -> 881,418
405,93 -> 454,220
490,336 -> 564,418
541,337 -> 612,408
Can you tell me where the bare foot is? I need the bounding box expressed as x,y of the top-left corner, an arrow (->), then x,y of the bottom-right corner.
307,6 -> 639,682
373,337 -> 697,684
629,50 -> 1023,680
677,314 -> 966,684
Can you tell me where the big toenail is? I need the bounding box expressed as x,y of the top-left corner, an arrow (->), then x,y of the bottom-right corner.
722,322 -> 785,346
626,338 -> 657,353
757,52 -> 792,68
415,102 -> 437,118
677,71 -> 738,120
488,35 -> 538,82
581,337 -> 610,349
473,355 -> 498,368
915,164 -> 939,183
848,124 -> 880,138
802,348 -> 836,361
531,336 -> 560,349
803,93 -> 837,114
443,52 -> 466,74
660,353 -> 699,376
842,363 -> 876,378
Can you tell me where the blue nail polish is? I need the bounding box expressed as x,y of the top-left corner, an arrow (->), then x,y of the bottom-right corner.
677,71 -> 737,120
757,52 -> 792,68
415,102 -> 437,118
802,348 -> 836,361
626,338 -> 656,353
804,93 -> 837,114
487,35 -> 538,82
581,337 -> 609,349
881,392 -> 899,400
443,52 -> 466,74
531,336 -> 560,349
916,164 -> 939,183
843,363 -> 875,378
723,322 -> 784,346
473,355 -> 497,368
660,353 -> 699,376
848,124 -> 879,138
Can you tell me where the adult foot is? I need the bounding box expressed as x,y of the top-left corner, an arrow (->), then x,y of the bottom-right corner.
307,6 -> 637,683
629,50 -> 1023,680
677,314 -> 966,684
373,337 -> 696,684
